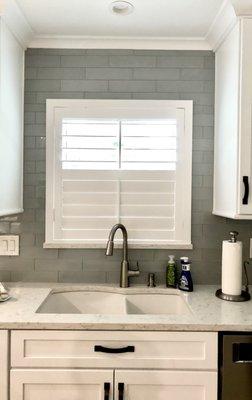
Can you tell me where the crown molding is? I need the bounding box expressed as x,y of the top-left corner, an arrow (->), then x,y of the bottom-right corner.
2,0 -> 251,52
231,0 -> 252,15
205,0 -> 237,51
28,35 -> 211,51
0,0 -> 33,48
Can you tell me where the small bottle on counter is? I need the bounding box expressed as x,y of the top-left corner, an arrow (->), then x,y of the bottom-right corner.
166,255 -> 177,288
178,257 -> 193,292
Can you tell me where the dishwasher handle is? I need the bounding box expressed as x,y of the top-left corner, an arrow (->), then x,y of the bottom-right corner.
233,343 -> 252,363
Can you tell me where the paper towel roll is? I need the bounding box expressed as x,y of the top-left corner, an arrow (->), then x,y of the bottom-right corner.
221,240 -> 242,296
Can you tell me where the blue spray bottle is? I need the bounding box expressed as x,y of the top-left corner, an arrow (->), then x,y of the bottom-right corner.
178,257 -> 193,292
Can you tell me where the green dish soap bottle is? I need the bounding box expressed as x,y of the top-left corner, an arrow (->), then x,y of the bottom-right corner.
166,255 -> 177,288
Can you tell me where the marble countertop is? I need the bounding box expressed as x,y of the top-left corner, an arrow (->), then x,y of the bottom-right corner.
1,282 -> 252,331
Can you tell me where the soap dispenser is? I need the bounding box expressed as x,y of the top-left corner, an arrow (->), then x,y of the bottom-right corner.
178,257 -> 193,292
166,255 -> 177,288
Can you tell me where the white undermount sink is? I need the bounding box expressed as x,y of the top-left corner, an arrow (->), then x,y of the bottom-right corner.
36,289 -> 191,316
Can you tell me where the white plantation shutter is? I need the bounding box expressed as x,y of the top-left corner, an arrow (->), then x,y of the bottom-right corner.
45,100 -> 192,249
62,120 -> 120,170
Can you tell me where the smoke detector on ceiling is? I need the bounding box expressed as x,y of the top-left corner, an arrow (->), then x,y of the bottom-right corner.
110,1 -> 134,16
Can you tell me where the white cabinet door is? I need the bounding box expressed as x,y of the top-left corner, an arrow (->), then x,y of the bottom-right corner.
0,18 -> 24,217
11,370 -> 113,400
214,17 -> 252,219
0,331 -> 8,400
213,21 -> 240,219
238,18 -> 252,215
115,370 -> 217,400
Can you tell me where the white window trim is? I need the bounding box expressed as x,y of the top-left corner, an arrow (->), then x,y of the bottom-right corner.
44,99 -> 193,249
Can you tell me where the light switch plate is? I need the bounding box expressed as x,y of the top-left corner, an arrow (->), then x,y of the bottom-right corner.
0,235 -> 19,256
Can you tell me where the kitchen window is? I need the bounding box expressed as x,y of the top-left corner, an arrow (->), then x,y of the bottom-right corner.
45,99 -> 193,249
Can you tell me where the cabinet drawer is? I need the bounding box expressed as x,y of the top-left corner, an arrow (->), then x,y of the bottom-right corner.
11,331 -> 217,370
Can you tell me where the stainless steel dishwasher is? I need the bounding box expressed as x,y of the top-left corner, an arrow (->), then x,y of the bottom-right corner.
219,333 -> 252,400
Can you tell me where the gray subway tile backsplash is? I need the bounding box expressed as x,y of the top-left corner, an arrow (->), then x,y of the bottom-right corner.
109,55 -> 156,67
25,79 -> 61,92
59,271 -> 107,284
60,55 -> 109,67
156,56 -> 205,68
61,79 -> 108,92
156,80 -> 204,93
86,67 -> 133,80
1,48 -> 252,284
132,68 -> 180,80
26,55 -> 61,67
108,80 -> 156,92
37,67 -> 85,80
180,68 -> 214,81
0,223 -> 10,234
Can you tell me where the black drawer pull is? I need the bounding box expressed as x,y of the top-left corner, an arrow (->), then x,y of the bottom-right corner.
104,382 -> 110,400
118,383 -> 124,400
242,176 -> 249,204
94,345 -> 135,354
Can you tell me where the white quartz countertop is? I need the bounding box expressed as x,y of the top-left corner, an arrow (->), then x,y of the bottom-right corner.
1,283 -> 252,331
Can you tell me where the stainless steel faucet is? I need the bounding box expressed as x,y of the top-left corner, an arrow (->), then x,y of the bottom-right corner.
105,223 -> 140,288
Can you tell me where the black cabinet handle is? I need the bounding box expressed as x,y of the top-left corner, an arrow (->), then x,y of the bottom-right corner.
104,382 -> 110,400
242,176 -> 249,204
94,345 -> 135,354
118,383 -> 124,400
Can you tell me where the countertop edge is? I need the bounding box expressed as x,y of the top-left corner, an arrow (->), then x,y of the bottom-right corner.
1,323 -> 252,331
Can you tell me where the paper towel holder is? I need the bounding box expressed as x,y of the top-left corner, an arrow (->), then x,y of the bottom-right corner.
216,231 -> 251,302
229,231 -> 239,243
215,288 -> 250,302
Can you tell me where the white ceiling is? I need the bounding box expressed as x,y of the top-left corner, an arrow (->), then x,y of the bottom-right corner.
16,0 -> 223,38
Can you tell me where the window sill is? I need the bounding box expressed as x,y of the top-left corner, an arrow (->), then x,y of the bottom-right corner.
43,241 -> 193,250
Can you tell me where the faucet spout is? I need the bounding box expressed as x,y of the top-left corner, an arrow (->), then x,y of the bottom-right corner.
105,223 -> 128,260
105,223 -> 139,288
105,240 -> 114,256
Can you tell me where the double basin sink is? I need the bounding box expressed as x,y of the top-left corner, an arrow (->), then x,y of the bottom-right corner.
37,289 -> 191,316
